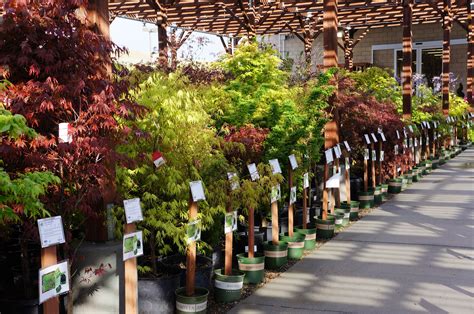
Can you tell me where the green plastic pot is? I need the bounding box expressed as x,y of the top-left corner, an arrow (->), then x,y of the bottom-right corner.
280,232 -> 306,260
263,241 -> 288,270
315,215 -> 335,239
388,178 -> 402,194
401,176 -> 408,191
381,184 -> 388,201
439,157 -> 446,165
358,190 -> 374,209
412,168 -> 420,182
213,269 -> 245,303
175,287 -> 209,314
420,161 -> 428,175
349,201 -> 360,221
294,225 -> 317,250
432,158 -> 439,169
333,211 -> 345,229
236,253 -> 265,284
334,207 -> 350,226
425,160 -> 432,173
405,171 -> 413,185
374,185 -> 383,205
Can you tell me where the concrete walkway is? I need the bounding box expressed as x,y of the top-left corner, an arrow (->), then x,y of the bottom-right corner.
231,148 -> 474,313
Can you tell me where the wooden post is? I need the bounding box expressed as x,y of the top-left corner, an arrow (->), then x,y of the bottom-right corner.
248,207 -> 255,258
442,0 -> 452,115
186,198 -> 198,296
302,183 -> 308,229
334,158 -> 341,208
41,246 -> 59,314
371,142 -> 376,189
468,2 -> 474,107
323,122 -> 339,219
402,0 -> 413,120
224,194 -> 233,275
378,140 -> 383,185
124,223 -> 138,314
344,154 -> 351,203
364,145 -> 369,192
271,202 -> 279,245
288,163 -> 294,237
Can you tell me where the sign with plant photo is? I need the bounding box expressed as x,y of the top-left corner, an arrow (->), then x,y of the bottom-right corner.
39,260 -> 69,304
303,173 -> 309,189
247,163 -> 259,181
123,231 -> 144,261
38,216 -> 65,248
224,211 -> 238,234
269,159 -> 282,174
289,154 -> 298,170
189,180 -> 206,202
289,186 -> 297,205
186,219 -> 202,244
372,150 -> 377,161
271,184 -> 281,203
123,198 -> 143,224
325,148 -> 334,164
227,172 -> 239,191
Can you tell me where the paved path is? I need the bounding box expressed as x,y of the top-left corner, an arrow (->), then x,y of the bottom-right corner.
231,148 -> 474,313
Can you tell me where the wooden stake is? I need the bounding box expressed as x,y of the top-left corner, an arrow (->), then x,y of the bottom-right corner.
334,158 -> 341,208
364,145 -> 368,192
302,185 -> 308,229
186,198 -> 198,297
288,163 -> 294,237
378,140 -> 383,185
402,0 -> 413,119
371,143 -> 376,189
41,246 -> 59,314
322,163 -> 329,220
248,207 -> 255,258
124,223 -> 137,314
224,195 -> 233,276
344,155 -> 351,203
271,202 -> 279,245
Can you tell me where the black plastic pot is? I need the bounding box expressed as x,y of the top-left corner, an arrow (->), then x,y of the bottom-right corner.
350,177 -> 363,201
159,255 -> 213,290
138,273 -> 180,313
234,231 -> 265,255
0,298 -> 40,314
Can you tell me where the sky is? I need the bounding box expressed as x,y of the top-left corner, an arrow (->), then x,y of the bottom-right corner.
110,17 -> 225,64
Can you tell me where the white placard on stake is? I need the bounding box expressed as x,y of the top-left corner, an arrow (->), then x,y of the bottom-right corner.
408,125 -> 414,133
224,211 -> 238,234
345,157 -> 350,170
289,154 -> 298,170
152,151 -> 166,168
269,159 -> 282,174
394,145 -> 399,155
326,172 -> 340,188
190,181 -> 206,202
38,216 -> 66,249
186,219 -> 201,244
271,184 -> 281,203
371,133 -> 378,143
123,198 -> 143,224
123,231 -> 144,261
343,141 -> 351,152
290,186 -> 297,205
380,132 -> 386,142
396,130 -> 400,139
334,145 -> 341,158
364,149 -> 370,160
39,260 -> 70,304
325,148 -> 334,164
227,172 -> 239,191
303,173 -> 309,189
247,163 -> 259,181
371,150 -> 376,161
58,123 -> 72,143
380,151 -> 385,161
364,134 -> 371,145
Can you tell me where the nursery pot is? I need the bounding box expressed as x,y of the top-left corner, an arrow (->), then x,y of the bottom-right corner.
333,211 -> 345,229
432,158 -> 439,169
213,269 -> 245,303
374,185 -> 383,205
138,273 -> 180,314
388,178 -> 402,194
294,225 -> 317,250
279,232 -> 306,260
405,171 -> 413,185
315,215 -> 336,239
175,287 -> 208,314
341,201 -> 360,221
420,161 -> 428,175
236,253 -> 265,284
412,168 -> 420,182
160,255 -> 213,290
381,184 -> 389,201
264,241 -> 288,270
334,207 -> 350,226
425,159 -> 433,173
358,190 -> 375,209
235,231 -> 265,255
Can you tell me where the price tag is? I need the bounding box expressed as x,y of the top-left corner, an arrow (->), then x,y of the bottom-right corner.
123,231 -> 144,261
38,216 -> 66,248
325,148 -> 334,164
124,198 -> 143,224
247,163 -> 259,181
371,150 -> 376,161
343,141 -> 351,152
345,157 -> 350,170
364,149 -> 370,160
289,186 -> 297,205
224,211 -> 238,234
189,181 -> 206,202
364,134 -> 371,145
289,154 -> 298,170
227,172 -> 239,191
371,133 -> 378,143
269,159 -> 282,174
303,173 -> 309,189
58,123 -> 72,143
152,151 -> 166,168
39,260 -> 70,304
271,184 -> 281,203
380,151 -> 385,161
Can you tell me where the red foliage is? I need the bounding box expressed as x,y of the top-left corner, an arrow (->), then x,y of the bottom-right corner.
224,124 -> 269,165
0,1 -> 142,222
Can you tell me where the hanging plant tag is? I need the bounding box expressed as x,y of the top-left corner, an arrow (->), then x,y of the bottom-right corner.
39,260 -> 70,304
371,133 -> 378,143
269,159 -> 282,174
403,128 -> 408,137
271,184 -> 281,203
343,141 -> 351,152
190,181 -> 206,202
334,145 -> 341,158
247,163 -> 259,181
123,231 -> 144,261
371,150 -> 376,161
152,151 -> 166,168
325,148 -> 334,164
224,211 -> 238,234
303,173 -> 309,189
364,134 -> 371,145
408,138 -> 412,148
380,151 -> 385,161
396,130 -> 400,139
227,172 -> 239,191
394,145 -> 399,155
408,125 -> 414,133
124,198 -> 143,224
345,157 -> 350,170
414,138 -> 418,147
186,219 -> 201,244
38,216 -> 65,248
364,149 -> 370,160
289,154 -> 298,170
58,123 -> 72,143
290,186 -> 297,205
380,132 -> 386,142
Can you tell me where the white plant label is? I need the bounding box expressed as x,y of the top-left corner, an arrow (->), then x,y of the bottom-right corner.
414,138 -> 418,147
271,184 -> 281,203
123,198 -> 143,224
186,219 -> 201,244
247,163 -> 259,181
343,141 -> 351,152
345,157 -> 350,170
396,130 -> 400,139
380,151 -> 385,161
289,154 -> 298,170
58,123 -> 72,143
371,150 -> 376,161
371,133 -> 378,143
334,145 -> 341,158
38,216 -> 65,248
364,149 -> 370,160
224,211 -> 238,234
303,173 -> 309,189
123,231 -> 144,261
408,125 -> 414,133
269,159 -> 282,174
364,134 -> 371,145
290,186 -> 297,205
227,172 -> 239,191
325,148 -> 334,164
152,151 -> 166,168
380,132 -> 386,142
190,181 -> 206,202
39,260 -> 69,304
403,128 -> 408,137
394,145 -> 399,155
326,172 -> 340,188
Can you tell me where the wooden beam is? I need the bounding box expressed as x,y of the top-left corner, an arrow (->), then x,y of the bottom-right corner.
402,0 -> 413,120
442,0 -> 452,115
323,0 -> 339,69
468,1 -> 474,106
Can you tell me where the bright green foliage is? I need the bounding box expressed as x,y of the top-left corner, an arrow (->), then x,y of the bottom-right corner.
449,94 -> 469,118
116,72 -> 228,258
0,108 -> 37,139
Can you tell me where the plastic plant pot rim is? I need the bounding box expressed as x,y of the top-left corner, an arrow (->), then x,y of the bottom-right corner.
214,269 -> 245,280
294,226 -> 317,234
236,252 -> 265,262
263,241 -> 288,250
175,287 -> 209,299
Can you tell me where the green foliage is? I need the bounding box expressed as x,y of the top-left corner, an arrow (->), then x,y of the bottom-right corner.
449,94 -> 469,118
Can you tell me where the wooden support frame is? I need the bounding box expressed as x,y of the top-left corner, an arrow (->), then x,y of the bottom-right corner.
124,223 -> 138,314
41,246 -> 59,314
468,1 -> 474,106
442,0 -> 453,115
185,197 -> 198,296
402,0 -> 414,120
